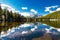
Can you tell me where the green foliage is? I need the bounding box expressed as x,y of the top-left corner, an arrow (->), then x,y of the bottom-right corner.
41,11 -> 60,19
0,5 -> 26,21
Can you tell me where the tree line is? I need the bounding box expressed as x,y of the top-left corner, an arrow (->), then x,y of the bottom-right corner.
0,5 -> 27,22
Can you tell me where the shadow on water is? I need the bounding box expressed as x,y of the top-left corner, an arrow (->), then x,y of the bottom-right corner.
0,21 -> 60,40
0,21 -> 25,33
0,21 -> 51,40
40,21 -> 60,28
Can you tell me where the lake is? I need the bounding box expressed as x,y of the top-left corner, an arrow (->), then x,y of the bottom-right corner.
0,21 -> 60,40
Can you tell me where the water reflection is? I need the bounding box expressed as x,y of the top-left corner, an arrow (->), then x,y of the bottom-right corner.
40,21 -> 60,28
0,21 -> 60,40
0,21 -> 24,33
0,21 -> 25,38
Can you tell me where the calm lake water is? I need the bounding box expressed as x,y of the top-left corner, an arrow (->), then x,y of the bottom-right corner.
0,21 -> 60,40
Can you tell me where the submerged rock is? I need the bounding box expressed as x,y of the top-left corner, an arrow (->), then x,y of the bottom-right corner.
32,33 -> 52,40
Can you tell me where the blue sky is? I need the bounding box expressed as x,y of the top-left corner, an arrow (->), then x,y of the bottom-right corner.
0,0 -> 60,15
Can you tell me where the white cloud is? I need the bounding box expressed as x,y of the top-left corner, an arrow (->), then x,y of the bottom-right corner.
22,31 -> 28,34
45,5 -> 59,13
1,4 -> 15,12
1,32 -> 10,37
56,8 -> 60,11
45,27 -> 55,33
45,28 -> 51,33
19,23 -> 31,27
45,7 -> 51,12
0,27 -> 15,37
1,31 -> 10,37
51,5 -> 58,8
56,28 -> 60,32
20,12 -> 31,17
1,31 -> 4,35
30,9 -> 37,14
49,11 -> 55,13
45,26 -> 60,34
31,28 -> 35,31
34,25 -> 37,29
21,7 -> 28,10
31,26 -> 37,31
0,4 -> 37,17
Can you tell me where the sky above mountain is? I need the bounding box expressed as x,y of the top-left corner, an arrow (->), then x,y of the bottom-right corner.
0,0 -> 60,16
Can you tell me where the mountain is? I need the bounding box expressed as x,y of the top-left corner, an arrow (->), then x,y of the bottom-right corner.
41,11 -> 60,19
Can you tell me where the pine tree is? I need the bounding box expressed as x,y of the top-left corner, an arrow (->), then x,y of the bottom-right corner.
0,3 -> 2,15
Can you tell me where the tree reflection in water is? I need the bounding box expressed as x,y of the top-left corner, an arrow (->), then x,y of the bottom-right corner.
0,21 -> 60,40
0,21 -> 25,34
40,21 -> 60,28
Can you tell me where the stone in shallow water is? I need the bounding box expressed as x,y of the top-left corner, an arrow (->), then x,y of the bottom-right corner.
32,33 -> 52,40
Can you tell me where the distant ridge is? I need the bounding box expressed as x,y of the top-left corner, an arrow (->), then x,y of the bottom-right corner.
41,11 -> 60,19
